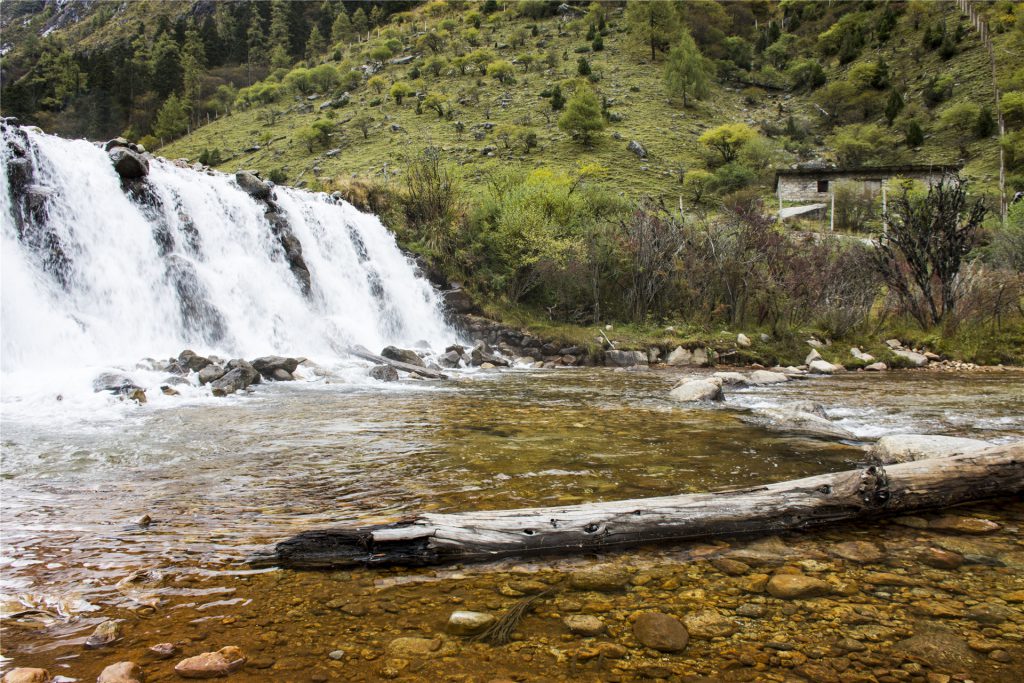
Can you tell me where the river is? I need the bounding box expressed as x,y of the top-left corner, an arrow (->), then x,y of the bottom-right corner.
2,367 -> 1022,681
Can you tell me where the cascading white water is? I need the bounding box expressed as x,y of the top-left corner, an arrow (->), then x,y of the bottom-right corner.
1,125 -> 457,410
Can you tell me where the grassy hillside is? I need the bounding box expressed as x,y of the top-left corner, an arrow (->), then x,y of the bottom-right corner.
159,1 -> 1011,204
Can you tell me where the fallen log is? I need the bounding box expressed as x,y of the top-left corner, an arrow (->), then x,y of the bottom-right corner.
348,344 -> 448,379
249,442 -> 1023,569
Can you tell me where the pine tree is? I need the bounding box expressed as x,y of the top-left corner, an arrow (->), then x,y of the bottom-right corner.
180,22 -> 206,124
558,82 -> 605,144
884,90 -> 904,126
551,84 -> 565,111
352,8 -> 369,39
624,0 -> 679,61
664,30 -> 710,107
246,11 -> 268,73
153,93 -> 189,141
150,33 -> 182,98
268,0 -> 292,68
370,5 -> 385,28
306,26 -> 326,60
331,10 -> 352,44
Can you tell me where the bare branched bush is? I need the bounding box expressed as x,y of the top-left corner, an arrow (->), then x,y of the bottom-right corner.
873,175 -> 986,328
618,200 -> 687,323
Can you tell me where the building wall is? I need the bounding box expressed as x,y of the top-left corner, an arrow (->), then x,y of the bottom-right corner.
778,177 -> 829,203
778,170 -> 950,204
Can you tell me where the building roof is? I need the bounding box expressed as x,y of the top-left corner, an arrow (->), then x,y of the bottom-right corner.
774,164 -> 962,190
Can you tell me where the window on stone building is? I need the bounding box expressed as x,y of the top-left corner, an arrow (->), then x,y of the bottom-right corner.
817,179 -> 829,193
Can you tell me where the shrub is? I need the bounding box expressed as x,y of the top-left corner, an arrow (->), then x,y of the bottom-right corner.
698,123 -> 757,165
826,123 -> 896,167
922,74 -> 954,107
487,59 -> 516,84
389,81 -> 415,104
873,176 -> 987,328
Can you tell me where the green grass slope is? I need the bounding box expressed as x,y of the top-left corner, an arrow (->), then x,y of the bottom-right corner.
161,1 -> 1010,203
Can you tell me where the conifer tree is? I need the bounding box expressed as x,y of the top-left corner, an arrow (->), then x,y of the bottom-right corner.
268,0 -> 292,68
625,0 -> 679,61
352,8 -> 369,39
181,22 -> 206,123
153,93 -> 189,141
306,26 -> 326,60
558,82 -> 605,144
331,10 -> 352,44
664,30 -> 710,107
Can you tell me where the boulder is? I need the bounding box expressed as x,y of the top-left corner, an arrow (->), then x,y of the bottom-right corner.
712,371 -> 749,387
92,372 -> 139,394
437,350 -> 462,368
850,347 -> 875,362
867,434 -> 992,464
627,140 -> 648,159
669,378 -> 724,403
149,642 -> 178,659
250,355 -> 300,378
748,370 -> 789,385
604,349 -> 648,367
864,362 -> 888,371
808,359 -> 842,374
96,662 -> 143,683
178,349 -> 212,372
385,637 -> 455,659
109,147 -> 149,179
736,333 -> 752,348
885,339 -> 903,349
766,574 -> 832,599
174,646 -> 246,679
104,137 -> 130,151
805,349 -> 823,364
830,541 -> 885,564
442,286 -> 477,314
682,610 -> 739,639
235,171 -> 272,200
632,612 -> 689,652
84,620 -> 122,649
666,346 -> 709,367
1,669 -> 51,683
892,349 -> 928,367
369,365 -> 399,382
210,359 -> 260,397
197,364 -> 226,385
447,610 -> 495,636
569,566 -> 630,591
269,368 -> 293,381
563,614 -> 605,636
381,346 -> 425,367
470,341 -> 509,367
749,407 -> 855,440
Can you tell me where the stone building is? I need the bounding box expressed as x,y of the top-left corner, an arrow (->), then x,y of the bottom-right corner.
773,163 -> 961,224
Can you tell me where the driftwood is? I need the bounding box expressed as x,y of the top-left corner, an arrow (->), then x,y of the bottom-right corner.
348,344 -> 448,379
250,442 -> 1023,569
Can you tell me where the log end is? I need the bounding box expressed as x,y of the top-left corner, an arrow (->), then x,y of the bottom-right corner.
248,525 -> 438,569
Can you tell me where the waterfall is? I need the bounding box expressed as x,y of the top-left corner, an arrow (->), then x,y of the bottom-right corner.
1,124 -> 457,406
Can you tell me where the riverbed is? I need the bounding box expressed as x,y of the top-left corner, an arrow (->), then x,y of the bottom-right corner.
2,367 -> 1023,681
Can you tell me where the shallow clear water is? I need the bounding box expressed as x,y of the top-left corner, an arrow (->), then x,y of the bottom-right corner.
1,367 -> 1022,679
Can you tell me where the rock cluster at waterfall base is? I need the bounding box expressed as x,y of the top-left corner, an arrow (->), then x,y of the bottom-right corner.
94,349 -> 307,401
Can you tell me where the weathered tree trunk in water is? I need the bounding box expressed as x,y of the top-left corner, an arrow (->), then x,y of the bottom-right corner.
348,344 -> 448,379
250,443 -> 1023,569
